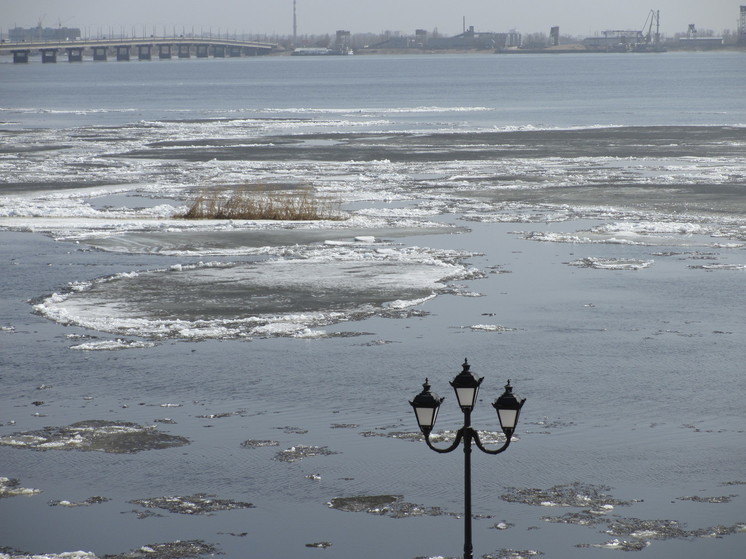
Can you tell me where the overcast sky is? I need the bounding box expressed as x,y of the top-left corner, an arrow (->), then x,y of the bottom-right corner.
3,1 -> 742,38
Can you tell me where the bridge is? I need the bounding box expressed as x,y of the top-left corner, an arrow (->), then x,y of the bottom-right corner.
1,36 -> 278,63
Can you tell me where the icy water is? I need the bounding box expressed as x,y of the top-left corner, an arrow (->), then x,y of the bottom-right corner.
1,52 -> 745,559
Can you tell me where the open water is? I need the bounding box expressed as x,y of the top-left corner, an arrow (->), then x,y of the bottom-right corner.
1,51 -> 745,559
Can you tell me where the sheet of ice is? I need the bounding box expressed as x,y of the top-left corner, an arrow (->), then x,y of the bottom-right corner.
33,245 -> 480,340
0,554 -> 98,559
568,257 -> 654,271
522,223 -> 744,248
688,263 -> 746,270
3,120 -> 745,233
69,339 -> 158,351
464,324 -> 515,332
0,477 -> 42,497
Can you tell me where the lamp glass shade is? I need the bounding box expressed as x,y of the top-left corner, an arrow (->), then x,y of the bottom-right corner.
414,405 -> 439,430
496,408 -> 519,430
449,359 -> 483,411
454,386 -> 478,410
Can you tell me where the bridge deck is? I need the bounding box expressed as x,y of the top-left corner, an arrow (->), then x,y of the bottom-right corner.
1,36 -> 277,54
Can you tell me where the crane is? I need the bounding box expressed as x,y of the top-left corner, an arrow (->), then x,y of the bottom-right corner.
641,9 -> 661,45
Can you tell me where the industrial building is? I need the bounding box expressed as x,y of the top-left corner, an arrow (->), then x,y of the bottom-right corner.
581,10 -> 663,52
427,26 -> 521,50
676,23 -> 724,49
9,25 -> 81,42
369,26 -> 521,51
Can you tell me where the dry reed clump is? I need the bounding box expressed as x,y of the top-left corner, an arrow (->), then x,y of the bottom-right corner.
178,187 -> 345,221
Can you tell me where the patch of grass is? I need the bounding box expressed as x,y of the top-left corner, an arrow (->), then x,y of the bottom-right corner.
178,186 -> 345,221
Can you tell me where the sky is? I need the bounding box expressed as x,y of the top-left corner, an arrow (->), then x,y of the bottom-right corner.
2,0 -> 742,38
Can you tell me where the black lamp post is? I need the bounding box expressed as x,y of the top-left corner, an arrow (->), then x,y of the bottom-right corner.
409,359 -> 526,559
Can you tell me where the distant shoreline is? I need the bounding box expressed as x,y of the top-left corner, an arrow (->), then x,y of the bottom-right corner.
290,45 -> 746,56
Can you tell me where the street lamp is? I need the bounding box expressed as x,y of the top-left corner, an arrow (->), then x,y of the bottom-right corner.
409,359 -> 526,559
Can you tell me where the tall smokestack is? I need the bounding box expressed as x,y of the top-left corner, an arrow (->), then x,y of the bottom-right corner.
293,0 -> 297,46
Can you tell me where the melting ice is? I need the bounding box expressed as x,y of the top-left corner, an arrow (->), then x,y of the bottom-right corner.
34,244 -> 481,340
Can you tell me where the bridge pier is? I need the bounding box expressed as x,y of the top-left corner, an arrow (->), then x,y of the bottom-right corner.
196,44 -> 209,58
116,46 -> 130,61
41,49 -> 58,63
93,46 -> 107,61
12,50 -> 30,63
158,44 -> 172,59
138,45 -> 152,60
213,45 -> 226,57
178,44 -> 191,58
66,47 -> 83,62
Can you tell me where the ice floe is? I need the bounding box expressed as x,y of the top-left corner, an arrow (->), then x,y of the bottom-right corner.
501,483 -> 630,508
33,245 -> 481,341
526,483 -> 746,552
241,439 -> 280,448
482,551 -> 544,559
105,540 -> 216,559
0,476 -> 41,498
327,494 -> 450,518
69,339 -> 157,351
49,496 -> 110,507
689,263 -> 746,270
0,420 -> 189,453
523,221 -> 745,248
129,494 -> 254,516
274,445 -> 338,463
461,324 -> 515,332
568,257 -> 654,270
0,553 -> 98,559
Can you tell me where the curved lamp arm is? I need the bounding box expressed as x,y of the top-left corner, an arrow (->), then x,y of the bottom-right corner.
423,427 -> 465,454
472,429 -> 512,455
